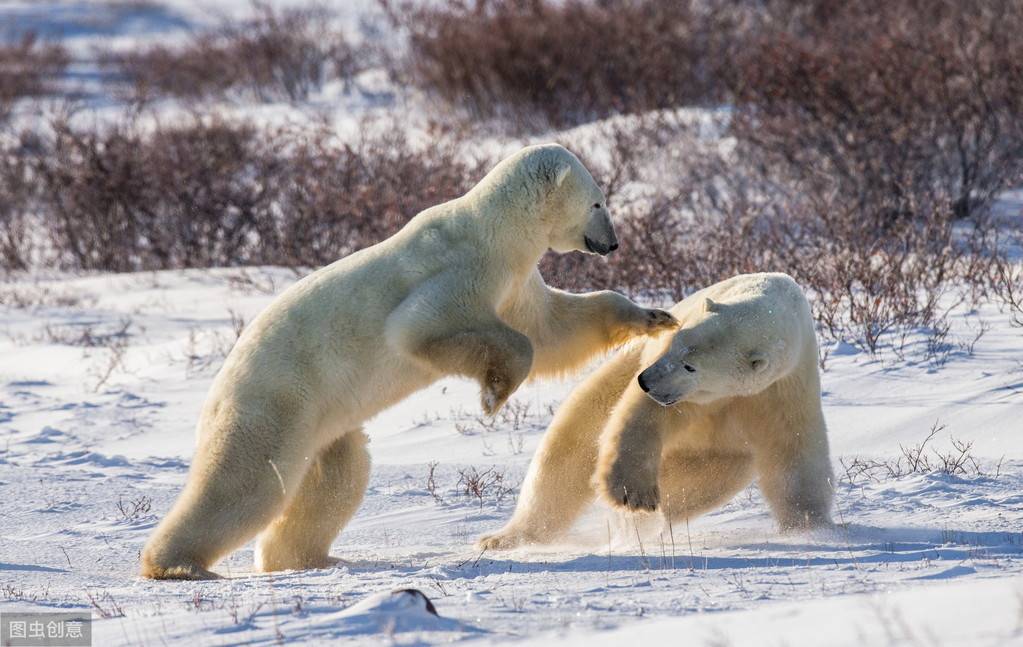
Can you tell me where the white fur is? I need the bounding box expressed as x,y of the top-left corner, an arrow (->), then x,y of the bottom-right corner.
140,144 -> 677,579
479,273 -> 834,550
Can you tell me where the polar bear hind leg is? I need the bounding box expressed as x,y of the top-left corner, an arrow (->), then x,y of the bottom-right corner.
140,416 -> 317,580
255,429 -> 371,572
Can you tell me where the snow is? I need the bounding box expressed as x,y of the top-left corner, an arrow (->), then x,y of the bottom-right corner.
509,576 -> 1023,647
2,1 -> 1022,645
1,269 -> 1021,645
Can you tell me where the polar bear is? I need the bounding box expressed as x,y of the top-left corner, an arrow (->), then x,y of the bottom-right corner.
478,273 -> 833,550
140,144 -> 678,579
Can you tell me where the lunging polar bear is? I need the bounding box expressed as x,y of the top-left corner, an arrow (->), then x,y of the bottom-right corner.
479,273 -> 833,550
141,144 -> 678,579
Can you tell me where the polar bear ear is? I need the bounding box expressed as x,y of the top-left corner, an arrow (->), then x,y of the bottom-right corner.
749,352 -> 769,373
553,161 -> 572,187
704,298 -> 722,313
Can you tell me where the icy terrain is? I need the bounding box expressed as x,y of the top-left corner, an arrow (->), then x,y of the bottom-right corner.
0,269 -> 1021,646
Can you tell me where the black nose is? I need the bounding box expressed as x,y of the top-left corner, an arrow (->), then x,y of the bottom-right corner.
637,373 -> 650,392
607,241 -> 619,253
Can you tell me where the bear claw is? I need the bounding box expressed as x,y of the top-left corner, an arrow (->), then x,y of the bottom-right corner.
644,309 -> 679,333
599,465 -> 661,512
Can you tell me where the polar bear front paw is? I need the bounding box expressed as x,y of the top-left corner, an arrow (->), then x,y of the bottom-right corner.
598,459 -> 661,512
639,308 -> 679,335
610,297 -> 679,344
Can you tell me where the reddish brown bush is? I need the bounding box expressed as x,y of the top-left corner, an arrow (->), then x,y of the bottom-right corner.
27,117 -> 279,271
108,3 -> 361,102
385,0 -> 737,128
605,191 -> 993,355
4,115 -> 479,272
990,251 -> 1023,327
538,118 -> 1004,356
268,129 -> 485,267
0,34 -> 69,123
0,133 -> 38,270
729,0 -> 1023,226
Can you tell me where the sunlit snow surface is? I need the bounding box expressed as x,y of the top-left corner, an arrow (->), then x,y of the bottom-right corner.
1,268 -> 1020,646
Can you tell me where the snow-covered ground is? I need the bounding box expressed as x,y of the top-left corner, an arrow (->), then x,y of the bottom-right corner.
1,269 -> 1021,646
2,1 -> 1022,645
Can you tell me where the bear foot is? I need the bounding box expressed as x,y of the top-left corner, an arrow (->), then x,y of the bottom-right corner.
610,301 -> 679,345
476,529 -> 532,551
141,562 -> 221,580
777,510 -> 834,533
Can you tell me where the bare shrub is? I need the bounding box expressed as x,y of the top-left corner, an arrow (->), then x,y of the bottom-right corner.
718,0 -> 1023,351
425,461 -> 442,503
268,127 -> 485,267
10,114 -> 479,272
116,494 -> 153,522
108,3 -> 361,103
620,193 -> 993,355
0,132 -> 37,270
43,318 -> 133,347
729,0 -> 1023,225
839,422 -> 990,484
385,0 -> 737,128
30,115 -> 279,271
546,110 -> 1001,355
991,254 -> 1023,327
0,283 -> 93,310
456,466 -> 513,510
0,33 -> 69,123
89,331 -> 131,392
87,591 -> 125,619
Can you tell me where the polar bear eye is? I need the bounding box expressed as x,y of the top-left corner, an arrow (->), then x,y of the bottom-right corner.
683,364 -> 696,373
593,202 -> 601,209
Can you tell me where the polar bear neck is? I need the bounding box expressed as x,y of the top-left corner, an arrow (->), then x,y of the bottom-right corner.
462,169 -> 557,273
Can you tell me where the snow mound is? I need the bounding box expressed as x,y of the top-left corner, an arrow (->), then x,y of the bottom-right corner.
323,588 -> 472,635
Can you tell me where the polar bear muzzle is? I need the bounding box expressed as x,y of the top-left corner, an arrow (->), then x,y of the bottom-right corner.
582,207 -> 618,255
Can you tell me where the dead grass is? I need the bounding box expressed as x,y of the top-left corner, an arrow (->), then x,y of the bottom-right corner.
839,422 -> 1001,484
116,493 -> 153,522
457,466 -> 513,510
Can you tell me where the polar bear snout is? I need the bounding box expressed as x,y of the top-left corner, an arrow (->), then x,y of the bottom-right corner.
584,235 -> 618,255
637,360 -> 691,406
582,209 -> 618,255
637,372 -> 651,392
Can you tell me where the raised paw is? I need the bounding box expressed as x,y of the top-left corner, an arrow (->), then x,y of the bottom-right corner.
610,298 -> 679,345
639,308 -> 679,335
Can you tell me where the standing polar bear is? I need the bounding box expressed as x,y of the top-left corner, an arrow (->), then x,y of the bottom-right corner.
141,144 -> 678,579
479,273 -> 833,550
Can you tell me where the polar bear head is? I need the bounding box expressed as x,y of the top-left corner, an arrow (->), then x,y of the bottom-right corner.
636,274 -> 810,406
476,144 -> 618,256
